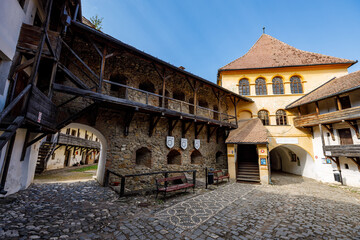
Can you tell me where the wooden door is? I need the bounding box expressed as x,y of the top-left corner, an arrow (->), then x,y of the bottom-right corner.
64,150 -> 71,167
338,128 -> 353,145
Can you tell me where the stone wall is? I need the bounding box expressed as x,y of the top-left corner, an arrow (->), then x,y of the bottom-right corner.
52,35 -> 231,191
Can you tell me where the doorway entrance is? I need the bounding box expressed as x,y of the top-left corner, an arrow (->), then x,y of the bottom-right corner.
236,144 -> 260,183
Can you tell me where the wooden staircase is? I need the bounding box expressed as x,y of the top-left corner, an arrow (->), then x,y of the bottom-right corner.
237,161 -> 260,183
35,134 -> 59,174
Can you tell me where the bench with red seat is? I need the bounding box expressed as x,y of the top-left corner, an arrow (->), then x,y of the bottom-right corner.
211,170 -> 230,185
155,175 -> 195,199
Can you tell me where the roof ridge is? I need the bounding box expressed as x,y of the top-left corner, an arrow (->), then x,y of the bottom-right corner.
219,34 -> 266,69
219,33 -> 356,71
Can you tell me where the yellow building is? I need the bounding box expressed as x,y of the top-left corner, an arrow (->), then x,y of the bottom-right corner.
219,34 -> 356,184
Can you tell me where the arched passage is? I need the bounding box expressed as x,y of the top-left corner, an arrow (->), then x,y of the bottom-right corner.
64,123 -> 108,185
270,144 -> 315,178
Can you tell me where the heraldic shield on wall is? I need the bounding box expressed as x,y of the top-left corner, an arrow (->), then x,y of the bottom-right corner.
166,136 -> 174,148
194,139 -> 200,150
181,138 -> 188,150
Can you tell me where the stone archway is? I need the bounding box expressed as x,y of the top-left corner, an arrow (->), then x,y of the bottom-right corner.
269,144 -> 315,179
65,123 -> 108,185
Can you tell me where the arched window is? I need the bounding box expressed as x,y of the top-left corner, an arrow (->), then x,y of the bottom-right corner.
173,91 -> 185,101
191,150 -> 203,164
272,77 -> 284,94
167,150 -> 181,165
255,78 -> 267,95
239,78 -> 250,95
276,110 -> 287,125
136,147 -> 152,168
110,73 -> 127,98
290,76 -> 303,94
139,81 -> 155,93
258,110 -> 269,125
198,99 -> 208,108
216,151 -> 224,164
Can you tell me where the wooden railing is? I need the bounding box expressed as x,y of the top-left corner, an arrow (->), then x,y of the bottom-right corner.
293,106 -> 360,127
324,145 -> 360,157
58,133 -> 100,149
103,80 -> 235,123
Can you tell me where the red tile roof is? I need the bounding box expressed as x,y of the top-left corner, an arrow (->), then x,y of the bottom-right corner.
219,34 -> 356,71
286,70 -> 360,109
226,118 -> 268,144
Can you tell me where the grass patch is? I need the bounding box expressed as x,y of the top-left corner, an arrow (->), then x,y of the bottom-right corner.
71,165 -> 98,172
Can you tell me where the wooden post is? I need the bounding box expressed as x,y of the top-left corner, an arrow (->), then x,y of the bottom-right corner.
162,74 -> 166,108
98,46 -> 107,93
0,134 -> 16,195
319,124 -> 326,156
315,101 -> 320,115
120,176 -> 125,197
336,96 -> 342,110
297,106 -> 302,116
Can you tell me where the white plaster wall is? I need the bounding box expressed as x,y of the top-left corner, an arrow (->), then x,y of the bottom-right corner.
339,157 -> 360,187
0,0 -> 37,111
0,129 -> 41,196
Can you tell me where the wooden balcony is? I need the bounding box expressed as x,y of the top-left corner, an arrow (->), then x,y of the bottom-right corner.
58,133 -> 100,149
293,106 -> 360,127
53,80 -> 237,128
324,145 -> 360,157
17,23 -> 60,57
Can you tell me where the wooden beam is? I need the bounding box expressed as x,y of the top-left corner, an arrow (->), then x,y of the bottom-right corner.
195,122 -> 205,139
149,115 -> 161,137
124,110 -> 135,136
58,63 -> 90,89
45,32 -> 56,57
315,101 -> 320,115
322,124 -> 335,141
344,120 -> 360,139
207,125 -> 218,143
98,46 -> 107,93
336,96 -> 342,110
61,39 -> 99,82
168,119 -> 179,136
181,121 -> 192,138
14,57 -> 35,73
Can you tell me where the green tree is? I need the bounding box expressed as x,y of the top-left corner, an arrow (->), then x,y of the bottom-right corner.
90,15 -> 104,31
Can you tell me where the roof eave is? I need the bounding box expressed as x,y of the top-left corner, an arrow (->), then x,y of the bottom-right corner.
286,84 -> 360,110
218,61 -> 357,73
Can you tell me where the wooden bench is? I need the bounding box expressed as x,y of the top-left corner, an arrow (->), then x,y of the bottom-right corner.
155,175 -> 195,199
211,170 -> 230,185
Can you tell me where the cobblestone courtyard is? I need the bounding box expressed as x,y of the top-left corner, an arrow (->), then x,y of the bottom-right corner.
1,173 -> 360,239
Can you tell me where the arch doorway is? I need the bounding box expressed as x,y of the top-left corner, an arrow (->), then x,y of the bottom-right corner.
270,144 -> 314,178
34,123 -> 108,185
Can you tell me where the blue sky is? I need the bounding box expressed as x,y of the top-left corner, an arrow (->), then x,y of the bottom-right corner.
82,0 -> 360,83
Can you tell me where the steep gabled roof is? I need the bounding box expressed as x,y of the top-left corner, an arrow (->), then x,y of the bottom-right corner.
225,118 -> 268,144
286,70 -> 360,109
219,34 -> 356,71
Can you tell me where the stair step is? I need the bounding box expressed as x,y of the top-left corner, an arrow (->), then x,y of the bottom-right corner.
236,178 -> 260,182
237,172 -> 259,177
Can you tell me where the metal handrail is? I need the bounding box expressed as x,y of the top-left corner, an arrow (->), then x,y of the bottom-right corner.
104,169 -> 197,197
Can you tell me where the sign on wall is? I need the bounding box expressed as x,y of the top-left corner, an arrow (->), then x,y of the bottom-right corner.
260,158 -> 267,165
275,138 -> 299,144
166,136 -> 174,148
180,138 -> 188,150
194,139 -> 200,150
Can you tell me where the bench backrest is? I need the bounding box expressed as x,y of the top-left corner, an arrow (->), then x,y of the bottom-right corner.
157,175 -> 186,183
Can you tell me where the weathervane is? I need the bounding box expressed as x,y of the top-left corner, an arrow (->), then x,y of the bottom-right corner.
263,27 -> 265,34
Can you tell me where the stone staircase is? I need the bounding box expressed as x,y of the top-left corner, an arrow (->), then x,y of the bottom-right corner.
237,161 -> 260,183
